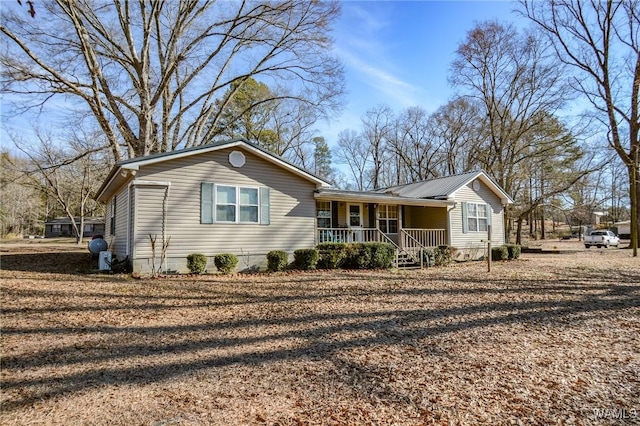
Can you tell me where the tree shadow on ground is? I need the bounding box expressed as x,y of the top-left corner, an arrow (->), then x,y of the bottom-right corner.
1,273 -> 638,412
0,251 -> 98,274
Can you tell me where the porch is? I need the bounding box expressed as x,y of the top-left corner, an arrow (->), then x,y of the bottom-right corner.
317,227 -> 448,250
315,194 -> 450,255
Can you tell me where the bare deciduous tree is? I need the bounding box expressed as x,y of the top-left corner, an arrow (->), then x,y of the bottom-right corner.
451,21 -> 571,198
0,151 -> 42,237
1,1 -> 344,161
521,0 -> 640,255
335,129 -> 370,191
7,129 -> 110,244
387,106 -> 439,184
361,105 -> 394,188
428,98 -> 483,176
450,21 -> 583,241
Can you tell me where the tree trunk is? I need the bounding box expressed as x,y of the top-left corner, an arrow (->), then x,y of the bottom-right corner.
516,217 -> 523,245
630,164 -> 638,256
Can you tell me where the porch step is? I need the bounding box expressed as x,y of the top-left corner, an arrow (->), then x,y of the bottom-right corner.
396,252 -> 421,269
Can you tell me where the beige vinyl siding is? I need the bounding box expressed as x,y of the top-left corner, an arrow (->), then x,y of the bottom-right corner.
108,186 -> 130,257
133,185 -> 169,259
128,185 -> 135,258
131,147 -> 317,271
449,180 -> 505,250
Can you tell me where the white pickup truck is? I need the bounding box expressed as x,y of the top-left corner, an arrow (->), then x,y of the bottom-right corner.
584,230 -> 621,248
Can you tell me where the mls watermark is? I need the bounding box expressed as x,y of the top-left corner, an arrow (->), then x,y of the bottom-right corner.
591,407 -> 638,421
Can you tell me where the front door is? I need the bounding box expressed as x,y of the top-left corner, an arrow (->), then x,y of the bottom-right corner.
347,204 -> 362,227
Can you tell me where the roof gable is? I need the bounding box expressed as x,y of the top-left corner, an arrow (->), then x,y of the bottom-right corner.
96,139 -> 330,201
375,171 -> 513,204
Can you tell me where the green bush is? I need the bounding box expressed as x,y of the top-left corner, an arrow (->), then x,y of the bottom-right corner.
186,253 -> 208,274
341,244 -> 372,269
422,245 -> 453,267
293,248 -> 318,270
316,242 -> 347,269
506,244 -> 521,260
214,253 -> 238,274
368,242 -> 395,269
315,242 -> 395,270
491,245 -> 508,261
422,248 -> 435,267
266,250 -> 288,272
434,245 -> 452,266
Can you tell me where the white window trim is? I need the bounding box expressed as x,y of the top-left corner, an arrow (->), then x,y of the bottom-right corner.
347,203 -> 363,228
467,202 -> 488,232
378,204 -> 399,234
215,184 -> 260,224
316,201 -> 332,228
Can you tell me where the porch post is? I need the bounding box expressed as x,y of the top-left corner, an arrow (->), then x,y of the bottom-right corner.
398,204 -> 404,249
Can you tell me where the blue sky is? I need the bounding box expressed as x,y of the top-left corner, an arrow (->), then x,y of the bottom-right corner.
0,1 -> 526,154
320,0 -> 524,144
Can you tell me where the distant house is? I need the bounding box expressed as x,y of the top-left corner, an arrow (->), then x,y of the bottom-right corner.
592,211 -> 605,226
44,217 -> 105,238
96,139 -> 513,273
614,220 -> 631,239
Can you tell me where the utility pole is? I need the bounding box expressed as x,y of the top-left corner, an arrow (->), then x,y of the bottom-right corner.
487,225 -> 492,273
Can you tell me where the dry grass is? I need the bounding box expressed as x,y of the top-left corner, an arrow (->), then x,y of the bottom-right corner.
1,242 -> 639,425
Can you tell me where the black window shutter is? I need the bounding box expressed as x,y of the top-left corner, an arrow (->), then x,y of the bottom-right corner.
331,201 -> 339,228
368,203 -> 376,228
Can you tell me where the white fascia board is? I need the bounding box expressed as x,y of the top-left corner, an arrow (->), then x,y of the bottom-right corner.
120,141 -> 329,187
315,191 -> 453,207
131,180 -> 171,186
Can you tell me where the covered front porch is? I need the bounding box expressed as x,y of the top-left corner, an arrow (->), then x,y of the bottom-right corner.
314,189 -> 454,253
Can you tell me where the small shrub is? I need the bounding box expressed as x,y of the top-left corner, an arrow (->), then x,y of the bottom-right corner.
108,256 -> 132,274
434,245 -> 452,266
186,253 -> 207,274
266,250 -> 288,272
422,248 -> 435,266
316,242 -> 347,269
423,246 -> 452,267
294,248 -> 318,270
368,242 -> 395,269
341,243 -> 372,269
214,253 -> 238,274
491,245 -> 508,261
506,244 -> 521,260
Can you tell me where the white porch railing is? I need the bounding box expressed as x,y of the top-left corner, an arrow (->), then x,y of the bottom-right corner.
402,228 -> 447,248
317,228 -> 447,248
317,228 -> 383,244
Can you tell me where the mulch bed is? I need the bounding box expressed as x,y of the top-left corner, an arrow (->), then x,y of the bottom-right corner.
1,244 -> 639,425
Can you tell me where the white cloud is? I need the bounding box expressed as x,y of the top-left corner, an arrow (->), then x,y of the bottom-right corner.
333,3 -> 424,109
335,46 -> 421,108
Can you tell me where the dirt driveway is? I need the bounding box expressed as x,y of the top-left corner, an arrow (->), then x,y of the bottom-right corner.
1,242 -> 638,425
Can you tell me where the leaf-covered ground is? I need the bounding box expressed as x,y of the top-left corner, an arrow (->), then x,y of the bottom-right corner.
1,242 -> 639,425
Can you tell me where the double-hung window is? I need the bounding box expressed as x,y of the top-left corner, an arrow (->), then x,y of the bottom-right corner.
378,205 -> 398,233
316,201 -> 332,228
239,187 -> 258,223
201,183 -> 269,224
216,185 -> 238,222
462,202 -> 490,233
